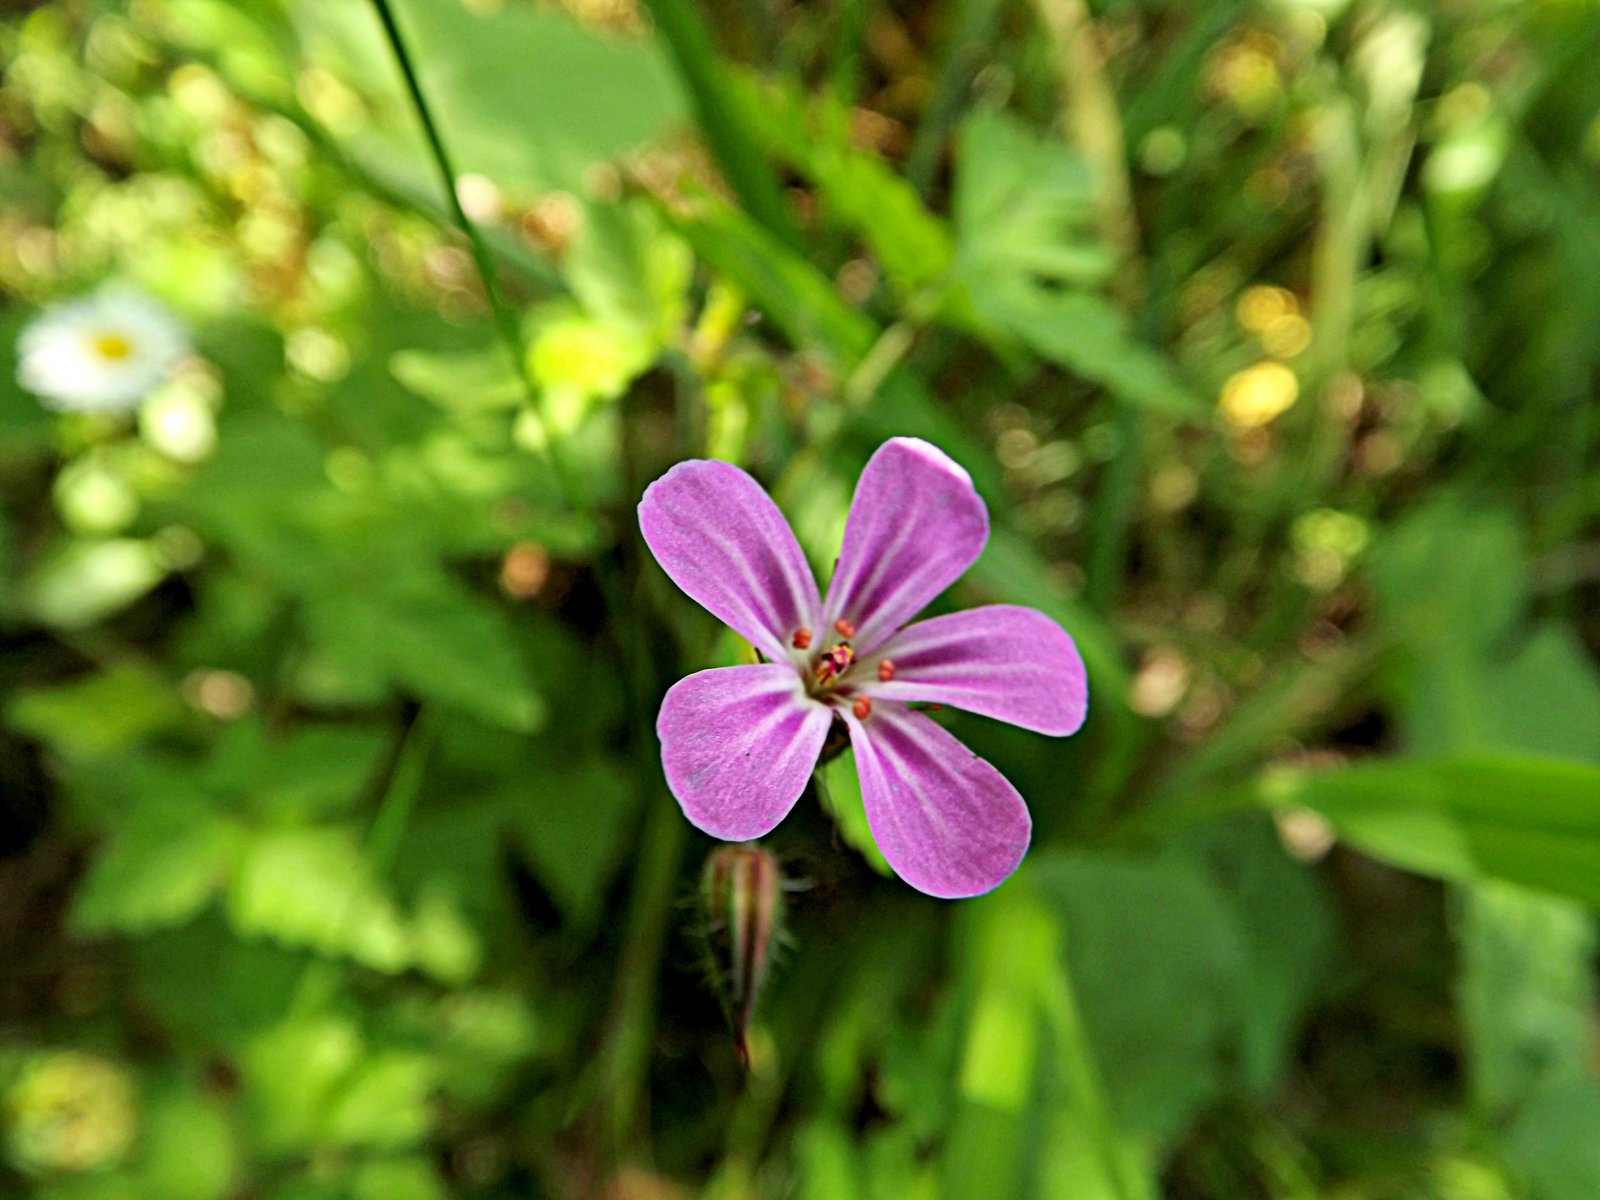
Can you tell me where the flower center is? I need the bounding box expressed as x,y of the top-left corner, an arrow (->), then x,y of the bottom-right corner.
90,332 -> 134,362
814,643 -> 854,688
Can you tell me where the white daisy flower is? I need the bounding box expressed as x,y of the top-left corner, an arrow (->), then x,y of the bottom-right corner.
17,287 -> 190,414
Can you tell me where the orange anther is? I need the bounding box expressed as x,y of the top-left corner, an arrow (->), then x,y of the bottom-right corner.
877,659 -> 896,683
834,618 -> 856,639
852,696 -> 872,720
792,628 -> 813,650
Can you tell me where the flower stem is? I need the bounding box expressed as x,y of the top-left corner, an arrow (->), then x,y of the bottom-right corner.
367,0 -> 582,507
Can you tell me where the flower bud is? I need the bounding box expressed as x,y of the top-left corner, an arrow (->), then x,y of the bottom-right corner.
699,844 -> 784,1067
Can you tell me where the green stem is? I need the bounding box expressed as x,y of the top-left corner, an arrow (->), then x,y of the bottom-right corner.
367,0 -> 583,507
1085,406 -> 1143,613
593,796 -> 688,1152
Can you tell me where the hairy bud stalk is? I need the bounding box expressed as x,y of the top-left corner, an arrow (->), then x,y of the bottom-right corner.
699,844 -> 784,1066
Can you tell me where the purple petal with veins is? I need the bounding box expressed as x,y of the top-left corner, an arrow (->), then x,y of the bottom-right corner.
639,459 -> 822,663
822,438 -> 989,657
843,701 -> 1031,899
863,604 -> 1088,735
658,665 -> 831,841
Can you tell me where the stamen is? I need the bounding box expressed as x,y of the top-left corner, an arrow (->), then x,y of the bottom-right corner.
852,696 -> 872,719
833,617 -> 855,639
792,628 -> 813,650
877,659 -> 896,683
814,644 -> 854,687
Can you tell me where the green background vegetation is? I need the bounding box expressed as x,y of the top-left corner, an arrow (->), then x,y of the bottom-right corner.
2,0 -> 1599,1196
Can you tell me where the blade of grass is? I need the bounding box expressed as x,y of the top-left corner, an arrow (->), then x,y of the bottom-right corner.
905,0 -> 1013,195
368,0 -> 582,508
639,0 -> 802,249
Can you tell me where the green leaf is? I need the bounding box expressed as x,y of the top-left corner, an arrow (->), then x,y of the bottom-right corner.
937,110 -> 1198,416
1180,816 -> 1336,1093
351,1158 -> 447,1200
1486,625 -> 1600,762
73,807 -> 242,936
20,538 -> 166,629
504,762 -> 638,925
241,1015 -> 434,1152
6,665 -> 185,760
1459,881 -> 1597,1119
320,0 -> 684,196
971,289 -> 1201,418
131,913 -> 304,1050
1029,850 -> 1248,1143
1262,756 -> 1600,909
302,575 -> 543,732
951,109 -> 1106,294
746,86 -> 953,300
226,826 -> 413,972
131,1087 -> 237,1200
565,197 -> 692,342
1503,1079 -> 1600,1200
389,345 -> 523,413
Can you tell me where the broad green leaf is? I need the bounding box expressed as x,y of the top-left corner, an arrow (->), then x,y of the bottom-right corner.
526,307 -> 655,437
506,762 -> 637,925
1180,817 -> 1336,1093
226,826 -> 412,972
6,664 -> 184,760
951,109 -> 1106,293
72,807 -> 242,936
1487,625 -> 1600,762
301,575 -> 543,732
312,0 -> 684,195
389,345 -> 523,413
939,110 -> 1198,416
1503,1079 -> 1600,1200
972,289 -> 1201,418
132,1087 -> 237,1200
944,880 -> 1157,1200
744,85 -> 953,300
212,721 -> 390,823
241,1015 -> 434,1152
1459,881 -> 1597,1119
565,197 -> 693,342
1029,850 -> 1249,1142
131,913 -> 304,1050
20,538 -> 166,629
351,1158 -> 447,1200
1262,756 -> 1600,909
796,1123 -> 866,1200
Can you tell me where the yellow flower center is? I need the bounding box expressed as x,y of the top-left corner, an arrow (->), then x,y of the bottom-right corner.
90,332 -> 135,362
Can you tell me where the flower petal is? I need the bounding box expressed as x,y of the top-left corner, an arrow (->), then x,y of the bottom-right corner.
862,605 -> 1088,735
658,664 -> 832,841
639,459 -> 822,663
843,702 -> 1030,898
824,438 -> 989,656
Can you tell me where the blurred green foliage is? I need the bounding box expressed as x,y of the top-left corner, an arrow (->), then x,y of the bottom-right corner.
1,0 -> 1598,1197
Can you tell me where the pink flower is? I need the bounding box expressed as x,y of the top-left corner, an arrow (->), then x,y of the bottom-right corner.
639,438 -> 1088,898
